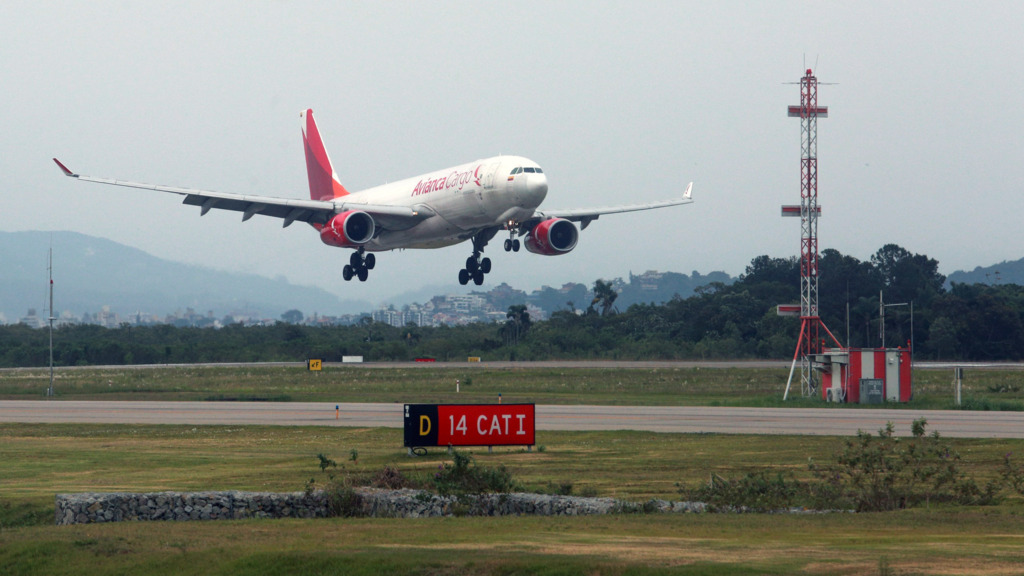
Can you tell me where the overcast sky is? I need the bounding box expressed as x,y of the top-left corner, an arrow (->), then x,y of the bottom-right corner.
4,1 -> 1022,306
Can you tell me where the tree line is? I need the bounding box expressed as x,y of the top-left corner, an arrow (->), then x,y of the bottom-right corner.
2,243 -> 1022,367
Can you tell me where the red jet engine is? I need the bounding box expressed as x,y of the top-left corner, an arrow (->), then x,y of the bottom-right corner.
524,218 -> 578,255
319,210 -> 375,248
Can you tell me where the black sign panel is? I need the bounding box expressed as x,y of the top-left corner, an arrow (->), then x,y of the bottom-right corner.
403,404 -> 439,447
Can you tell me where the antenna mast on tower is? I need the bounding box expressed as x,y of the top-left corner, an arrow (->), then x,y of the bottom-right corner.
782,69 -> 842,400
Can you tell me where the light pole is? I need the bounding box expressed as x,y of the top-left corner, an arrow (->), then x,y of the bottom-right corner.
47,246 -> 55,398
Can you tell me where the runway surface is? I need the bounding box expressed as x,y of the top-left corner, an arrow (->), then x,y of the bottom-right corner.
2,400 -> 1023,438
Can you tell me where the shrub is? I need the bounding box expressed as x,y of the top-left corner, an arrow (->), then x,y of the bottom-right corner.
325,482 -> 364,518
372,465 -> 411,490
681,420 -> 1007,512
432,450 -> 519,496
810,419 -> 1001,511
311,452 -> 366,517
682,471 -> 823,511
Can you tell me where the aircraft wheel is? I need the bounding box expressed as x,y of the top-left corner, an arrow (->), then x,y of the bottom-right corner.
504,239 -> 512,252
481,257 -> 491,274
512,239 -> 521,252
473,270 -> 485,285
350,252 -> 362,268
458,269 -> 470,285
343,265 -> 354,281
357,267 -> 369,282
466,256 -> 478,272
365,253 -> 376,270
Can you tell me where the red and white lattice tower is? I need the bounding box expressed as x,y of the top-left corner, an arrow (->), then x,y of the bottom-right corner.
782,69 -> 842,400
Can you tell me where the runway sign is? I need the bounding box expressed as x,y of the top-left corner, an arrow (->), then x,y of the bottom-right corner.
404,404 -> 535,448
307,359 -> 322,371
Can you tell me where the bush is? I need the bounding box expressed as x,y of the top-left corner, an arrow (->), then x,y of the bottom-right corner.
372,465 -> 411,490
682,471 -> 827,511
682,420 -> 1007,512
325,482 -> 364,517
311,452 -> 366,517
810,419 -> 1001,511
432,450 -> 519,496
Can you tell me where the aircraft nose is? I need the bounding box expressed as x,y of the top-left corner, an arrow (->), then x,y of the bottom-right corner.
524,173 -> 548,206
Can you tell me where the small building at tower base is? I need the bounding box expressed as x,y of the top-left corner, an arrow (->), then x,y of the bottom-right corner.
812,347 -> 912,404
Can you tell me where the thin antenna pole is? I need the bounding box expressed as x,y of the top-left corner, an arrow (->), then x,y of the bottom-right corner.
48,245 -> 55,397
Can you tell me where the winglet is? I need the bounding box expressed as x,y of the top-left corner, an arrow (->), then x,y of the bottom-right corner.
683,181 -> 693,200
53,158 -> 77,178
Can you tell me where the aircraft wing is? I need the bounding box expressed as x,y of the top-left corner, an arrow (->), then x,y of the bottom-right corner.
52,159 -> 428,228
529,182 -> 693,230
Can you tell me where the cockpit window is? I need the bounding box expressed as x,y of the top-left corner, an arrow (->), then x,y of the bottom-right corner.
511,166 -> 543,175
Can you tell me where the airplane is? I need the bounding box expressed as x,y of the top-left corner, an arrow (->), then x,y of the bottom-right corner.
54,109 -> 693,286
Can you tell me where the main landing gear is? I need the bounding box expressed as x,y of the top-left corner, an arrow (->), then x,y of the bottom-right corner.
342,248 -> 375,282
458,232 -> 494,286
458,252 -> 491,286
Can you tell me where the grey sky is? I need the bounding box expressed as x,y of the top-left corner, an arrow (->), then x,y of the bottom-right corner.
4,2 -> 1022,306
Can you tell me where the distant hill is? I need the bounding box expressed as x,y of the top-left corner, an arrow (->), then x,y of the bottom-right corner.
616,270 -> 733,308
946,257 -> 1024,287
0,231 -> 370,322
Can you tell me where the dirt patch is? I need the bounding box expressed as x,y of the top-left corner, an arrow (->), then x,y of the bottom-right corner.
382,535 -> 1024,574
381,535 -> 815,567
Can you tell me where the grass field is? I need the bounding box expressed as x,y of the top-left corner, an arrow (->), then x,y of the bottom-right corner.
3,421 -> 1024,575
2,363 -> 1023,409
5,511 -> 1024,575
3,364 -> 1024,574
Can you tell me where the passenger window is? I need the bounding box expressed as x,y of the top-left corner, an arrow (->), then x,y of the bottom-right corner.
524,167 -> 536,173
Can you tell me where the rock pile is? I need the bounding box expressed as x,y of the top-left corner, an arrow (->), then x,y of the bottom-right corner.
56,491 -> 328,525
55,489 -> 710,525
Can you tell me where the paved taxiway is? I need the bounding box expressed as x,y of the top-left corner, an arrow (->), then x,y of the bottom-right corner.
2,400 -> 1023,438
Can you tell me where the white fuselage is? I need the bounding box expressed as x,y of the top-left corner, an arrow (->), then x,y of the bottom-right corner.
340,155 -> 548,251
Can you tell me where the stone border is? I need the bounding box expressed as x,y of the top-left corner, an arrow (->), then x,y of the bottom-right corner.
56,489 -> 710,525
56,491 -> 329,525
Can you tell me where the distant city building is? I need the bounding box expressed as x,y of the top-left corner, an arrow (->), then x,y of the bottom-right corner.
2,269 -> 720,329
18,308 -> 43,328
372,305 -> 403,327
631,270 -> 665,292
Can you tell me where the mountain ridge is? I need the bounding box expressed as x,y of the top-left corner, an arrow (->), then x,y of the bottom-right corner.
4,231 -> 1020,324
0,231 -> 371,322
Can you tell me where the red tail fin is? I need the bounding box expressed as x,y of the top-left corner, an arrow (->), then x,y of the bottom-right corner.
301,109 -> 349,200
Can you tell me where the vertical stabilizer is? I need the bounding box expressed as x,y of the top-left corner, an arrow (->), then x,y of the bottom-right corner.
301,109 -> 349,200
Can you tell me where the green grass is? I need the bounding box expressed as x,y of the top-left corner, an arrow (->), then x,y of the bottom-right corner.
0,424 -> 848,504
5,496 -> 1024,574
3,364 -> 1024,574
3,423 -> 1024,574
3,364 -> 1023,409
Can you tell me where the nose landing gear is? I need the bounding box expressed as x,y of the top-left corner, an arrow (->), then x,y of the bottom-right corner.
342,248 -> 375,282
503,222 -> 521,252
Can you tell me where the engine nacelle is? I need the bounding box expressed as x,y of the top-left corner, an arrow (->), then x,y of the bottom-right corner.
319,210 -> 375,248
524,218 -> 578,256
